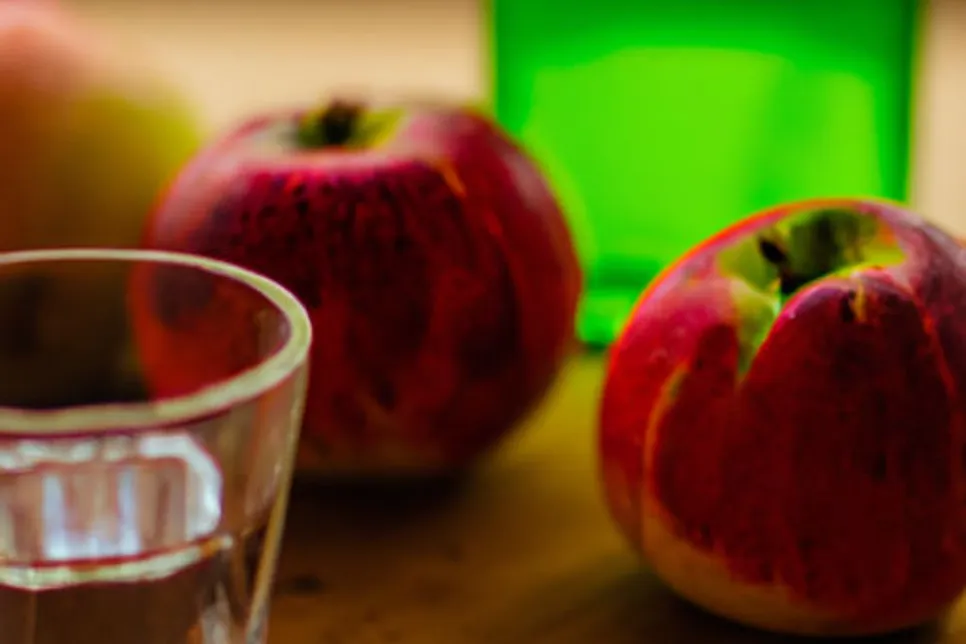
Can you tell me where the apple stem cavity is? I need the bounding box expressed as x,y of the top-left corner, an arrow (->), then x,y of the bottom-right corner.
298,100 -> 365,148
756,209 -> 884,301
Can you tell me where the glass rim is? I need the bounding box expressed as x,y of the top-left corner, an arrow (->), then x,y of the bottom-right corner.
0,247 -> 312,436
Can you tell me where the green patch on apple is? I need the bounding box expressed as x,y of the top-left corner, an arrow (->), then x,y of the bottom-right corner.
718,207 -> 906,298
296,100 -> 406,150
717,206 -> 907,377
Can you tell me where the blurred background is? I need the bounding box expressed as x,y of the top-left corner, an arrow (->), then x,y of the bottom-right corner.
60,0 -> 966,345
61,0 -> 965,229
62,0 -> 484,133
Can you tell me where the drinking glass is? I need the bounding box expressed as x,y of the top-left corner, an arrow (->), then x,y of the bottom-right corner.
0,248 -> 312,644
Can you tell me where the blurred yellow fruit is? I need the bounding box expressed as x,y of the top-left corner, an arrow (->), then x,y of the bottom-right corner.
0,0 -> 204,407
0,0 -> 202,249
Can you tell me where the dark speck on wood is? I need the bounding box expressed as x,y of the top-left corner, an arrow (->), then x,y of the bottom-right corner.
274,573 -> 328,596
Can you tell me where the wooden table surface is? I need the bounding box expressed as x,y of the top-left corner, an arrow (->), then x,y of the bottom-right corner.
265,353 -> 966,644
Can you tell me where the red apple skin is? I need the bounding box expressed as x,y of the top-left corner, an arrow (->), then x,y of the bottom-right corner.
600,198 -> 966,636
139,102 -> 582,475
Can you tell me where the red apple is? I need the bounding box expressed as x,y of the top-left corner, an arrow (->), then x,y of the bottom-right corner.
600,198 -> 966,636
139,98 -> 582,475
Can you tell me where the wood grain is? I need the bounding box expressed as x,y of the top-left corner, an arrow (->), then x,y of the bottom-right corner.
267,353 -> 966,644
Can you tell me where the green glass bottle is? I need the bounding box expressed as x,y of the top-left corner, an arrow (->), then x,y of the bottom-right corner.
489,0 -> 921,346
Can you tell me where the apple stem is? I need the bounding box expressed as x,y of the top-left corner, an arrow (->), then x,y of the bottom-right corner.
757,237 -> 807,298
298,100 -> 364,148
757,238 -> 787,265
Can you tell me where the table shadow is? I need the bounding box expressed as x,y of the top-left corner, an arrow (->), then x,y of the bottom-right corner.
287,470 -> 473,531
483,556 -> 948,644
